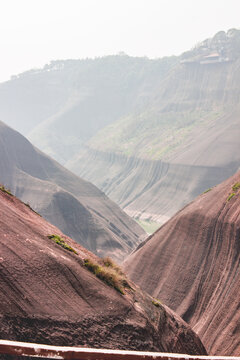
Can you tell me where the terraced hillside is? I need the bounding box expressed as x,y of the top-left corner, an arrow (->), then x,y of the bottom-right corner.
124,171 -> 240,356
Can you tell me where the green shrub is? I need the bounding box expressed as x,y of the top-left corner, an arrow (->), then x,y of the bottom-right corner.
232,182 -> 240,192
152,298 -> 161,307
84,258 -> 130,294
227,193 -> 235,201
0,185 -> 13,196
48,234 -> 78,254
203,188 -> 212,194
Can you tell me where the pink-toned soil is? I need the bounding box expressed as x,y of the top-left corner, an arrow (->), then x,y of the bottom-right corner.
0,188 -> 206,355
124,171 -> 240,356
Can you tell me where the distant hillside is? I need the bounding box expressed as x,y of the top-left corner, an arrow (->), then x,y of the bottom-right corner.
0,187 -> 206,355
124,171 -> 240,356
0,121 -> 145,262
0,55 -> 176,163
0,29 -> 240,224
67,29 -> 240,224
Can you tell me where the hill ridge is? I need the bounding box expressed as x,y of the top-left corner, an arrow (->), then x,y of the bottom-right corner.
0,120 -> 145,262
123,171 -> 240,356
0,185 -> 206,355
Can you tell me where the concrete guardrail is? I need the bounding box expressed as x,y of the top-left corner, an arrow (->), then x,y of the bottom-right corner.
0,340 -> 239,360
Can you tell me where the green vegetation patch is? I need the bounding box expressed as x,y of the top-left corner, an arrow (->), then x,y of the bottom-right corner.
84,257 -> 131,294
89,108 -> 220,161
48,234 -> 78,254
203,188 -> 212,194
232,182 -> 240,192
135,219 -> 161,234
227,182 -> 240,201
227,193 -> 236,201
0,185 -> 13,196
152,298 -> 162,307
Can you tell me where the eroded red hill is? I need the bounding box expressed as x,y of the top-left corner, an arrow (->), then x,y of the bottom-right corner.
0,120 -> 146,263
0,187 -> 206,355
124,171 -> 240,356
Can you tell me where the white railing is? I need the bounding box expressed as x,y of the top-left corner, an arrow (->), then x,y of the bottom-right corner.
0,340 -> 240,360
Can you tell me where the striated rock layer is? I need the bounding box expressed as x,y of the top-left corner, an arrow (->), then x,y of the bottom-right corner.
0,121 -> 145,262
124,171 -> 240,356
67,57 -> 240,224
1,31 -> 240,225
69,147 -> 239,224
0,188 -> 206,355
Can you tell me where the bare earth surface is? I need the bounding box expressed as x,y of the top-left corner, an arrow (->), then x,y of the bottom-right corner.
0,188 -> 206,356
0,120 -> 145,262
124,171 -> 240,356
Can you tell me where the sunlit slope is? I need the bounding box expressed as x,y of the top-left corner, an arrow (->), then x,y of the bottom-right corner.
79,32 -> 240,161
86,65 -> 240,160
0,188 -> 206,354
124,171 -> 240,356
68,61 -> 240,221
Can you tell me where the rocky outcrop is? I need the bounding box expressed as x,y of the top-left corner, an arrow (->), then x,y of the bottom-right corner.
0,188 -> 206,355
124,171 -> 240,356
0,121 -> 145,262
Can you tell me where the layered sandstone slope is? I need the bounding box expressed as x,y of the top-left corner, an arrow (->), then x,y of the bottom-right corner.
68,30 -> 240,223
0,188 -> 206,355
1,31 -> 240,225
0,121 -> 145,262
70,148 -> 239,224
124,171 -> 240,356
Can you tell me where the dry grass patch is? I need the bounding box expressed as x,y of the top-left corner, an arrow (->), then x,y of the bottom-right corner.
84,257 -> 131,294
102,256 -> 125,275
0,185 -> 13,196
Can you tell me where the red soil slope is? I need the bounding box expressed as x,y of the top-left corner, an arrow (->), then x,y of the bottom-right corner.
0,120 -> 146,263
124,171 -> 240,356
0,187 -> 206,355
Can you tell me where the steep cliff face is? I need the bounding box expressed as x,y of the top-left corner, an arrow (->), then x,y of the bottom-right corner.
0,188 -> 206,355
123,171 -> 240,356
0,121 -> 145,262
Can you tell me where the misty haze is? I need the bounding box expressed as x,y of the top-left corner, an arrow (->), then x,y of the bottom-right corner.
0,1 -> 239,359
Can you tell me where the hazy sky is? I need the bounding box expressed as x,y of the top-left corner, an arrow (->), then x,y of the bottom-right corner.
0,0 -> 239,83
